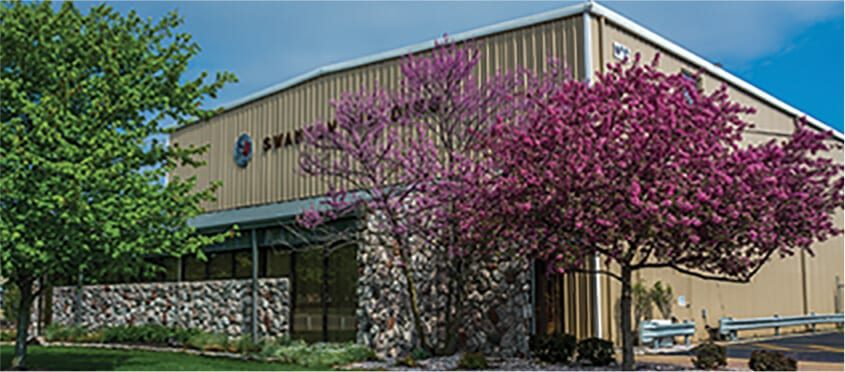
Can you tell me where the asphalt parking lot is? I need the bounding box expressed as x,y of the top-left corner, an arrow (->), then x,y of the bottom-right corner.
725,331 -> 844,363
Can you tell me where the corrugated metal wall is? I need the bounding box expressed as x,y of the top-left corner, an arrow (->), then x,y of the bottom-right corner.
593,13 -> 845,345
170,15 -> 585,212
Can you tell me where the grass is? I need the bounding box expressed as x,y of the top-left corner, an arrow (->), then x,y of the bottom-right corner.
0,345 -> 326,371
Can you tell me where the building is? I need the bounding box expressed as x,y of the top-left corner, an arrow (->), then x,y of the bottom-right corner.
48,1 -> 843,357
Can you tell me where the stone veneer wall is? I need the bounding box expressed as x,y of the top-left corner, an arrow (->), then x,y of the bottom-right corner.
357,217 -> 532,359
50,278 -> 289,337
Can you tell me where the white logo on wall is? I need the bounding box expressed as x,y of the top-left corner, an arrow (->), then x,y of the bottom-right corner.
613,42 -> 631,61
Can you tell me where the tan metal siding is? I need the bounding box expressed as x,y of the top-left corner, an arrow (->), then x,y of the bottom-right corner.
171,15 -> 585,213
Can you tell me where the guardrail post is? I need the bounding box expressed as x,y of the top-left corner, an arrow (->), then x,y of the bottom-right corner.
810,312 -> 817,332
773,314 -> 780,336
722,317 -> 738,341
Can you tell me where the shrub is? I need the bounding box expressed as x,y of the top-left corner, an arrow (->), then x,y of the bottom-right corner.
632,281 -> 653,326
1,284 -> 20,326
0,330 -> 15,341
185,332 -> 228,352
44,324 -> 89,342
396,355 -> 416,368
169,327 -> 202,346
411,347 -> 431,360
749,350 -> 796,371
77,329 -> 104,343
229,334 -> 260,354
577,337 -> 615,366
261,340 -> 376,368
651,281 -> 674,320
457,352 -> 488,370
692,342 -> 726,370
530,332 -> 577,364
101,324 -> 173,345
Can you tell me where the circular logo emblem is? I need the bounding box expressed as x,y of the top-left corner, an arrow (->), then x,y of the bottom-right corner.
233,133 -> 253,168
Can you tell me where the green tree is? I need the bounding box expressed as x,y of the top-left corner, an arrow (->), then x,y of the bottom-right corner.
650,281 -> 674,320
0,1 -> 235,368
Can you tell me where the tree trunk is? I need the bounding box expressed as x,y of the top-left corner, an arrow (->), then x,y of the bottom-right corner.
400,261 -> 428,352
620,265 -> 635,370
11,281 -> 34,370
321,244 -> 329,342
395,240 -> 428,352
442,256 -> 464,355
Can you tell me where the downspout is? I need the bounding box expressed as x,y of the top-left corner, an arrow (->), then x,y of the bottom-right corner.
251,228 -> 259,342
582,1 -> 603,339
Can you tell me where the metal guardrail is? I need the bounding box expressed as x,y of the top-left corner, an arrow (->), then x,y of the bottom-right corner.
719,313 -> 844,340
639,320 -> 696,348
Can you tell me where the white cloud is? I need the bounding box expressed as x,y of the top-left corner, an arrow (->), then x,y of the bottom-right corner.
603,0 -> 841,64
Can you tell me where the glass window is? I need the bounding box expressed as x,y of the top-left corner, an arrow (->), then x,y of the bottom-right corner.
265,247 -> 292,278
327,242 -> 358,342
293,247 -> 324,342
208,252 -> 233,280
234,250 -> 253,279
155,257 -> 180,282
184,255 -> 206,281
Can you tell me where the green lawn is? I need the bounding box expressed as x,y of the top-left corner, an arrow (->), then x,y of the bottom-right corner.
0,345 -> 325,371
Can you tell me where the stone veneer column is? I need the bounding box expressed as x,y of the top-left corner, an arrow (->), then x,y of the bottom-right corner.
356,215 -> 532,359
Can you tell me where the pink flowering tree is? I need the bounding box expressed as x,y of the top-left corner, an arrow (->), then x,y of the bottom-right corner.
298,40 -> 523,354
464,54 -> 843,369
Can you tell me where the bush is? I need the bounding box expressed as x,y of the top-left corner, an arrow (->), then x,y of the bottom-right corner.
457,352 -> 488,370
1,284 -> 20,326
577,337 -> 615,366
749,350 -> 796,371
261,340 -> 376,368
101,324 -> 173,345
169,327 -> 202,347
0,330 -> 15,341
395,355 -> 416,368
411,347 -> 431,360
45,324 -> 201,346
228,334 -> 260,354
651,281 -> 674,320
692,342 -> 726,370
186,332 -> 228,352
44,324 -> 91,342
530,332 -> 577,363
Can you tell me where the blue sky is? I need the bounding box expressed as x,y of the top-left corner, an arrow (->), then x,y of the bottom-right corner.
77,1 -> 844,133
